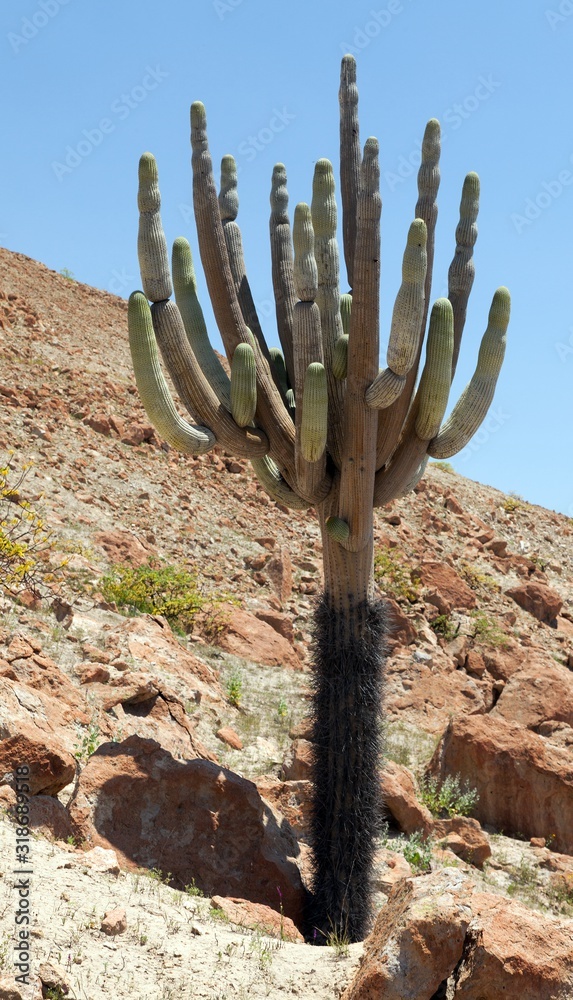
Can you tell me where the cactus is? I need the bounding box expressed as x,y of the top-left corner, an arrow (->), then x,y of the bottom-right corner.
127,56 -> 510,943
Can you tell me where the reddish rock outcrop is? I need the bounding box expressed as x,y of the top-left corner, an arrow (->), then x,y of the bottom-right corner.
342,869 -> 573,1000
67,736 -> 306,926
416,561 -> 478,614
210,895 -> 304,942
380,761 -> 433,836
506,581 -> 563,624
427,715 -> 573,854
94,529 -> 154,567
432,816 -> 491,868
281,738 -> 313,781
491,659 -> 573,729
214,605 -> 301,670
0,731 -> 76,795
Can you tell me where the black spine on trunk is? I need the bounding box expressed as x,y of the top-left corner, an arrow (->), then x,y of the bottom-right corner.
306,593 -> 388,943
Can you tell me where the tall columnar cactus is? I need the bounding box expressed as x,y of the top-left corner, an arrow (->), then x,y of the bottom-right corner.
128,56 -> 510,942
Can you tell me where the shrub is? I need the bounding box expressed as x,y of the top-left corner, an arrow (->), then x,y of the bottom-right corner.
419,773 -> 478,818
0,460 -> 58,598
430,614 -> 458,641
99,559 -> 205,634
400,830 -> 433,873
430,461 -> 455,474
225,665 -> 243,708
470,610 -> 509,649
374,546 -> 419,602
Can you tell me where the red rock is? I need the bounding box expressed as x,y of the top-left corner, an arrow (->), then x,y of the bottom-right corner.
210,895 -> 304,942
215,604 -> 301,670
385,599 -> 417,645
428,714 -> 573,855
343,869 -> 573,1000
288,717 -> 313,741
374,848 -> 413,893
265,546 -> 293,604
491,659 -> 573,729
254,610 -> 294,643
281,738 -> 313,781
94,529 -> 153,567
5,636 -> 34,661
432,816 -> 491,868
100,907 -> 127,935
76,663 -> 110,684
84,413 -> 112,436
416,561 -> 478,614
38,962 -> 70,997
255,778 -> 312,839
465,649 -> 486,676
506,581 -> 563,624
68,736 -> 305,926
216,727 -> 243,750
0,732 -> 76,795
380,761 -> 433,836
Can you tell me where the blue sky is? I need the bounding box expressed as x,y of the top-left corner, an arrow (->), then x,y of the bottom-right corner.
1,0 -> 572,515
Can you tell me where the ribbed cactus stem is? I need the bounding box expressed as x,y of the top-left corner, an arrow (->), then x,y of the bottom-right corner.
218,154 -> 239,221
386,218 -> 427,376
429,287 -> 510,458
128,292 -> 215,454
251,456 -> 311,510
332,334 -> 348,379
172,237 -> 231,409
365,368 -> 406,409
270,163 -> 296,389
339,54 -> 361,289
340,293 -> 352,336
137,153 -> 172,302
269,347 -> 289,396
293,203 -> 318,302
415,298 -> 455,440
448,171 -> 479,377
300,363 -> 328,462
230,342 -> 257,427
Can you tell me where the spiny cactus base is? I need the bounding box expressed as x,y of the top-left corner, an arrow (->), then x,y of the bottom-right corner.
307,595 -> 387,943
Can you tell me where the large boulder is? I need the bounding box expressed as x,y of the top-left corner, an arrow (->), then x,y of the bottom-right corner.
491,659 -> 573,729
505,581 -> 563,624
0,732 -> 75,796
342,869 -> 573,1000
213,604 -> 302,670
416,561 -> 478,615
427,715 -> 573,854
67,735 -> 306,927
380,760 -> 433,836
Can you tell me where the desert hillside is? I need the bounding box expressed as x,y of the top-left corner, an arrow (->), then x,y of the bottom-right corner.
0,246 -> 572,999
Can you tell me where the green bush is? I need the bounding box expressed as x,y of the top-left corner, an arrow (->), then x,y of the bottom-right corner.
419,773 -> 478,819
430,614 -> 458,641
99,559 -> 205,634
374,546 -> 419,603
0,460 -> 59,598
470,610 -> 509,649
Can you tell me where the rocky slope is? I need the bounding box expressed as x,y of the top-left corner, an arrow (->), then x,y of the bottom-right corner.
0,247 -> 572,999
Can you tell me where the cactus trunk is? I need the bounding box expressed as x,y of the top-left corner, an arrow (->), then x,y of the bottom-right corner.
308,507 -> 386,942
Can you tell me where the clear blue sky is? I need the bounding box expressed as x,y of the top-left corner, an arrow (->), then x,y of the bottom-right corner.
1,0 -> 572,515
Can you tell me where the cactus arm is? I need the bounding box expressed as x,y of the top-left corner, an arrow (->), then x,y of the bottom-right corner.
171,237 -> 232,409
151,299 -> 269,458
414,298 -> 455,440
219,155 -> 269,359
250,456 -> 311,510
137,153 -> 172,303
269,347 -> 289,397
375,120 -> 441,469
292,204 -> 332,504
339,55 -> 361,290
230,342 -> 257,427
269,164 -> 297,391
373,298 -> 454,505
128,292 -> 215,455
385,218 -> 428,375
332,334 -> 349,379
340,292 -> 352,335
301,363 -> 328,462
429,286 -> 510,459
338,137 -> 381,551
311,159 -> 346,467
365,368 -> 407,408
190,102 -> 296,476
448,171 -> 479,378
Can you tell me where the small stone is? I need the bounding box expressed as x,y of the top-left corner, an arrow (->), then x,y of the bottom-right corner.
100,907 -> 127,935
216,727 -> 243,751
